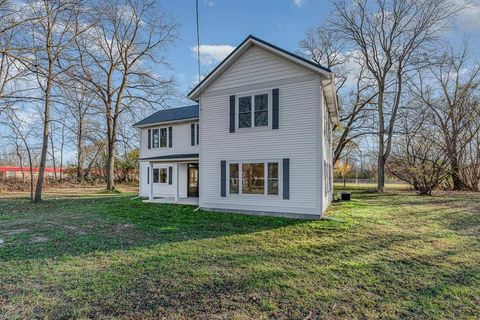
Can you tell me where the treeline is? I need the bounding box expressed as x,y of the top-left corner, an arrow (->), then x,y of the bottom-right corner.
300,0 -> 479,195
0,0 -> 177,200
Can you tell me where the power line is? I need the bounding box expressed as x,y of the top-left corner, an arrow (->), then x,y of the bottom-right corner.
195,0 -> 201,87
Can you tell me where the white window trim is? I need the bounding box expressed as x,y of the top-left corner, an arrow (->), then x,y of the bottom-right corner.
151,126 -> 170,149
227,160 -> 282,197
236,91 -> 272,131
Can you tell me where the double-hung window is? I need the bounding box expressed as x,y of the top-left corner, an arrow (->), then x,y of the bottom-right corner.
238,93 -> 269,129
229,161 -> 279,195
152,129 -> 159,148
159,168 -> 167,183
153,167 -> 167,183
238,96 -> 252,128
254,94 -> 268,126
160,128 -> 167,147
151,127 -> 168,148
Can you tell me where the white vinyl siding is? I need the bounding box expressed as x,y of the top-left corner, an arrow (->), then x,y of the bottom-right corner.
200,76 -> 323,216
207,46 -> 312,92
139,162 -> 189,198
139,121 -> 199,159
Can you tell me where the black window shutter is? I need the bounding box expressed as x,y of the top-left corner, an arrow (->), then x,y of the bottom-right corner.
283,158 -> 290,199
229,95 -> 235,133
168,126 -> 172,148
147,129 -> 151,149
272,88 -> 279,129
221,160 -> 226,197
196,123 -> 199,145
191,123 -> 195,146
147,167 -> 149,184
168,166 -> 172,185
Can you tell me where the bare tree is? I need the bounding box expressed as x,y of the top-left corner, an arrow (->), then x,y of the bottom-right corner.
1,110 -> 37,199
410,43 -> 480,190
331,0 -> 461,191
72,0 -> 177,191
388,111 -> 449,195
60,83 -> 96,179
18,0 -> 89,201
300,26 -> 378,165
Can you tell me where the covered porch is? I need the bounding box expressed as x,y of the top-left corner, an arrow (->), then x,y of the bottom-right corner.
140,153 -> 199,204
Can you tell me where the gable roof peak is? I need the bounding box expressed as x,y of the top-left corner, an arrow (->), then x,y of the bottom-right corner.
188,35 -> 332,101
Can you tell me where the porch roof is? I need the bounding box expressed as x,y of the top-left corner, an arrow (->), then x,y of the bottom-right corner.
140,153 -> 199,162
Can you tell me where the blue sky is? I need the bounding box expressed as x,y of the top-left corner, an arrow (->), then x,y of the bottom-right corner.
161,0 -> 337,103
160,0 -> 480,107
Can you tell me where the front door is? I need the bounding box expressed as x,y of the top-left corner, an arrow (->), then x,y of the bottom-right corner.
187,163 -> 199,197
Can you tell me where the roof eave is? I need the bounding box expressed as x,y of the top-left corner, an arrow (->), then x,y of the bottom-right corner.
133,116 -> 199,128
321,75 -> 340,125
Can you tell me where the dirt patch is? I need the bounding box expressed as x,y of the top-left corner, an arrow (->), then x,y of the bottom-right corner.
63,225 -> 87,235
0,228 -> 29,235
31,236 -> 49,243
113,224 -> 134,232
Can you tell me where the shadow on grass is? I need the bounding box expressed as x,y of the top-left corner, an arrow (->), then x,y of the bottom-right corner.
0,196 -> 305,262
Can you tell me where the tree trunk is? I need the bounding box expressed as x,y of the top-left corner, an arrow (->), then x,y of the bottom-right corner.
377,89 -> 386,192
59,124 -> 65,180
76,121 -> 83,180
106,140 -> 115,190
377,155 -> 385,192
451,160 -> 465,190
34,75 -> 52,202
16,145 -> 25,182
49,125 -> 57,180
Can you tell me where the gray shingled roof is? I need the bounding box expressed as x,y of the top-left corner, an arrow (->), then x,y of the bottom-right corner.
140,153 -> 199,161
134,105 -> 199,127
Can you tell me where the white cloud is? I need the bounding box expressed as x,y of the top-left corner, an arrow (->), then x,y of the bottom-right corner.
204,0 -> 215,6
292,0 -> 306,8
191,44 -> 235,65
456,0 -> 480,31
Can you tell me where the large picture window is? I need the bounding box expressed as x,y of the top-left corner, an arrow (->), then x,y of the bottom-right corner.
228,161 -> 279,196
238,93 -> 269,128
242,163 -> 265,194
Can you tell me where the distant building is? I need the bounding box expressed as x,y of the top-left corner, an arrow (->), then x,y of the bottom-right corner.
0,166 -> 64,179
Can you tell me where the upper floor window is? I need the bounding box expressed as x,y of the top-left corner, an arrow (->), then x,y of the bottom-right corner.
191,123 -> 200,146
238,93 -> 269,129
254,94 -> 268,126
160,128 -> 167,147
151,127 -> 169,149
152,129 -> 159,148
238,96 -> 252,128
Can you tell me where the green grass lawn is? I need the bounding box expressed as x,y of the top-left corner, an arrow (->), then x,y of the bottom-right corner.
0,188 -> 479,319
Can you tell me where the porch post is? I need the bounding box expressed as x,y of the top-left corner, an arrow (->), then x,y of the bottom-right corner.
175,163 -> 179,203
149,162 -> 154,201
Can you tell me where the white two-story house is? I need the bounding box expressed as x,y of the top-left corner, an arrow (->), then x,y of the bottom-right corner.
134,35 -> 338,219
